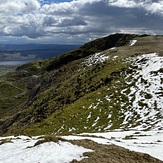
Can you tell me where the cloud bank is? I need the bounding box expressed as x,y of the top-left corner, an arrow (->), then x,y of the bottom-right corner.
0,0 -> 163,44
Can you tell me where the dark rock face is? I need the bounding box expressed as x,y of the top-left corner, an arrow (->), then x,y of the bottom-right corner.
26,75 -> 39,90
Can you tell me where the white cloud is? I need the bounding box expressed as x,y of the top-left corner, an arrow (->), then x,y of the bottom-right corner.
119,27 -> 157,35
108,0 -> 138,8
0,0 -> 40,14
0,0 -> 163,44
144,1 -> 163,15
107,0 -> 163,15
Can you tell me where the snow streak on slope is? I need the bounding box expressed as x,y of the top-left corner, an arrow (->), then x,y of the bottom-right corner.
0,136 -> 92,163
122,53 -> 163,130
129,40 -> 137,46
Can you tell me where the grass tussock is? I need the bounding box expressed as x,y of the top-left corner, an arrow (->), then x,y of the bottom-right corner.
0,138 -> 13,145
34,135 -> 66,146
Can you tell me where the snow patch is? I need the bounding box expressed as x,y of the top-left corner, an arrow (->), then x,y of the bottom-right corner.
82,52 -> 109,67
110,47 -> 116,50
0,136 -> 92,163
87,112 -> 92,119
129,40 -> 137,46
92,117 -> 100,127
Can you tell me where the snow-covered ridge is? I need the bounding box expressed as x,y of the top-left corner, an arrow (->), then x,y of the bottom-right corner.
129,40 -> 137,46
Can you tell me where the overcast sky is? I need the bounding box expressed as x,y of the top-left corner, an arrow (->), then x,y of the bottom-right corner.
0,0 -> 163,44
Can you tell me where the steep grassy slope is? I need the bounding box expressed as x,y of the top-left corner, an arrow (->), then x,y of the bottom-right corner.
0,34 -> 163,136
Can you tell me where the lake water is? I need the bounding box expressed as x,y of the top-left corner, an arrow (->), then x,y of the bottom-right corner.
0,61 -> 30,66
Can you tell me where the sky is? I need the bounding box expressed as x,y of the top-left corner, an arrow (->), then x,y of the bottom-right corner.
0,0 -> 163,44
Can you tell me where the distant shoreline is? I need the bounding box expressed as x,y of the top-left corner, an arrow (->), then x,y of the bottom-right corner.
0,60 -> 31,66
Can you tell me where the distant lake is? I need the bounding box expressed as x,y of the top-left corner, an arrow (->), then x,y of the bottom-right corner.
0,61 -> 30,66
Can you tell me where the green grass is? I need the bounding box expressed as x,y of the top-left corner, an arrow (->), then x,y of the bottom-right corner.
23,56 -> 134,135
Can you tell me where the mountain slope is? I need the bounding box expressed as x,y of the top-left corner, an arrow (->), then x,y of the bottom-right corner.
0,33 -> 163,136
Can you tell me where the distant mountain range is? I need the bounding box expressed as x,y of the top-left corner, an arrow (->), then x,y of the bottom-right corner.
0,44 -> 80,61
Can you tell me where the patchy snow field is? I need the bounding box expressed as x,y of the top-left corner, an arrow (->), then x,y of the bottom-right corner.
0,136 -> 92,163
82,52 -> 109,66
122,53 -> 163,130
62,53 -> 163,162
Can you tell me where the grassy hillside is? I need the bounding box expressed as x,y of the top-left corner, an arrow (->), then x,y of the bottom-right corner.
0,33 -> 163,136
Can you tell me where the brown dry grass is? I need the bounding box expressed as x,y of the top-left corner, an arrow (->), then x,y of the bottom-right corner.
106,35 -> 163,58
70,139 -> 163,163
0,138 -> 13,145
